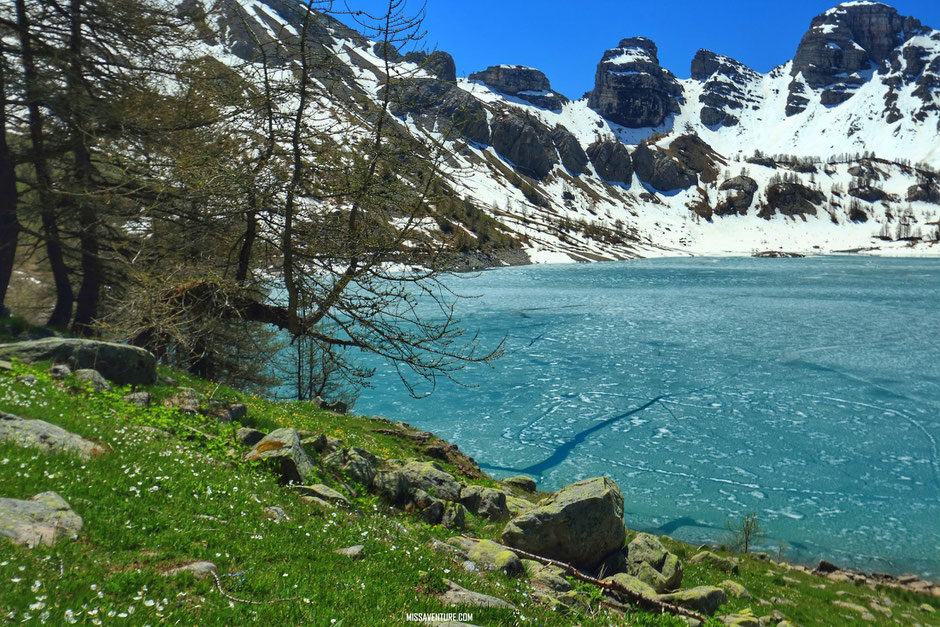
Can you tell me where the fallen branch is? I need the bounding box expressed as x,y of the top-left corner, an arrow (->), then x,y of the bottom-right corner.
461,536 -> 707,623
209,570 -> 300,605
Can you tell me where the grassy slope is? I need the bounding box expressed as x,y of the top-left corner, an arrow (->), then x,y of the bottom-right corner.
0,360 -> 937,626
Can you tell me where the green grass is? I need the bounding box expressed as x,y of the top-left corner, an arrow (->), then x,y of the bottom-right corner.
0,360 -> 937,626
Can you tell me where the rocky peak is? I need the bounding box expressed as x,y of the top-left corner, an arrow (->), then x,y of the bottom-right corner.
587,37 -> 682,128
787,1 -> 929,114
691,50 -> 762,128
468,65 -> 568,110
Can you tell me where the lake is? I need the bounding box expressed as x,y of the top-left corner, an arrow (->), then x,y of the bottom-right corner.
355,256 -> 940,578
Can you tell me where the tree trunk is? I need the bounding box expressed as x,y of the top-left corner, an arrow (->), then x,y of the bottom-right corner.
15,0 -> 74,327
0,57 -> 19,317
67,0 -> 102,335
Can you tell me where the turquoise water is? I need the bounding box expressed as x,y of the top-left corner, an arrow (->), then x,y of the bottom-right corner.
355,257 -> 940,577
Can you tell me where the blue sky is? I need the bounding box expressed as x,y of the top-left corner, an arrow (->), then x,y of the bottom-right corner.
337,0 -> 940,98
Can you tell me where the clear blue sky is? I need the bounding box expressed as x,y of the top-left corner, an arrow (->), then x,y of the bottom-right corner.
336,0 -> 940,98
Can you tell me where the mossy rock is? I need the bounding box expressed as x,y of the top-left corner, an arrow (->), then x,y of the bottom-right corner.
658,586 -> 727,616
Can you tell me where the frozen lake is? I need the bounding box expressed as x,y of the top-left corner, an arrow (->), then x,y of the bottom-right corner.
356,257 -> 940,577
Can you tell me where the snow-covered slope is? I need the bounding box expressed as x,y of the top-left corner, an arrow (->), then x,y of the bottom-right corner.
208,0 -> 940,263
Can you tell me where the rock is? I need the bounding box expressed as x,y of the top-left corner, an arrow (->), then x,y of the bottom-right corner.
689,550 -> 739,574
625,533 -> 683,591
263,506 -> 288,522
389,78 -> 490,145
209,402 -> 247,424
299,496 -> 333,510
505,495 -> 534,516
0,411 -> 109,459
399,461 -> 462,501
420,498 -> 445,525
334,545 -> 364,559
919,603 -> 936,612
848,184 -> 888,202
907,181 -> 940,204
432,538 -> 467,559
372,40 -> 402,62
297,484 -> 350,508
718,615 -> 760,626
0,338 -> 157,385
0,492 -> 83,547
489,112 -> 557,179
373,470 -> 409,503
460,485 -> 510,520
759,182 -> 824,219
526,561 -> 572,593
244,428 -> 314,484
0,359 -> 11,371
604,572 -> 658,600
815,559 -> 840,574
691,50 -> 761,128
659,586 -> 727,616
448,538 -> 523,576
237,427 -> 265,447
833,600 -> 876,620
440,581 -> 515,609
73,369 -> 111,392
324,448 -> 377,488
587,37 -> 682,128
468,65 -> 568,110
122,391 -> 151,407
441,502 -> 467,529
500,476 -> 625,572
716,176 -> 758,217
47,364 -> 71,379
586,140 -> 634,183
552,126 -> 589,175
502,475 -> 537,492
720,580 -> 752,599
632,143 -> 697,191
164,561 -> 217,579
303,433 -> 343,453
163,387 -> 202,414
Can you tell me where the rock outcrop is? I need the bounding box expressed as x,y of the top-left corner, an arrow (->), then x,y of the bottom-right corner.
0,492 -> 83,547
389,78 -> 490,144
243,428 -> 314,484
587,37 -> 682,128
691,50 -> 762,127
632,143 -> 697,191
0,338 -> 157,385
623,533 -> 683,592
489,112 -> 557,179
469,65 -> 568,110
788,2 -> 929,114
715,176 -> 759,216
500,477 -> 625,572
759,182 -> 825,219
586,140 -> 634,183
0,411 -> 109,459
399,461 -> 462,501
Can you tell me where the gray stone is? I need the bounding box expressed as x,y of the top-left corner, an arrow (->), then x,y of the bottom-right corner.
243,428 -> 313,484
297,484 -> 350,508
716,176 -> 759,217
74,369 -> 111,392
163,387 -> 202,414
122,391 -> 151,407
587,140 -> 634,183
324,448 -> 377,488
468,65 -> 568,110
0,338 -> 157,385
689,550 -> 739,574
164,561 -> 217,579
758,182 -> 824,220
0,411 -> 109,459
440,581 -> 515,609
47,364 -> 71,379
604,572 -> 659,600
0,492 -> 83,547
447,537 -> 523,576
659,586 -> 727,616
502,475 -> 537,492
263,506 -> 288,522
237,427 -> 265,447
303,433 -> 343,453
373,469 -> 409,503
399,461 -> 462,501
720,579 -> 752,599
525,560 -> 573,593
460,485 -> 510,520
489,113 -> 557,179
633,143 -> 697,191
441,502 -> 467,529
500,476 -> 625,572
334,544 -> 364,559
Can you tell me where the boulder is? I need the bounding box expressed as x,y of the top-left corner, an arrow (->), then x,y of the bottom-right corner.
718,614 -> 760,626
503,475 -> 537,492
441,581 -> 515,609
297,484 -> 350,508
236,427 -> 265,447
525,561 -> 573,593
0,338 -> 157,385
334,544 -> 365,559
586,140 -> 634,183
603,572 -> 658,600
243,428 -> 313,484
303,433 -> 343,453
122,391 -> 151,407
74,368 -> 111,392
448,537 -> 523,576
719,579 -> 752,599
163,387 -> 202,414
505,495 -> 534,517
500,477 -> 625,572
208,402 -> 247,424
0,492 -> 83,547
460,485 -> 510,520
164,561 -> 217,579
441,502 -> 467,529
689,550 -> 739,574
624,533 -> 683,591
658,586 -> 727,616
716,176 -> 758,216
324,448 -> 377,488
373,469 -> 409,503
0,411 -> 109,459
47,364 -> 71,379
399,461 -> 462,501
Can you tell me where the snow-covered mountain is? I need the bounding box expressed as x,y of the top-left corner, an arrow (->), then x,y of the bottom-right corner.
204,0 -> 940,263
